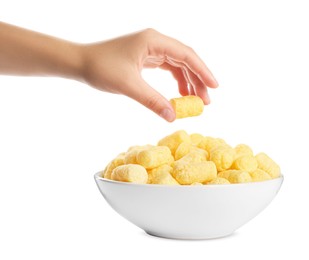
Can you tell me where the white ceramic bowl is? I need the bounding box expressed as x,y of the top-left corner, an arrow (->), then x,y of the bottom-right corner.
94,172 -> 283,239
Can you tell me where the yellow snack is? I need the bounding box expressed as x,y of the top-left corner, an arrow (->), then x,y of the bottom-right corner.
102,130 -> 281,185
170,95 -> 204,119
207,177 -> 230,185
218,170 -> 252,183
174,141 -> 192,160
209,147 -> 235,172
231,155 -> 258,172
127,144 -> 153,152
234,144 -> 254,158
124,145 -> 154,164
191,182 -> 203,186
137,146 -> 174,169
190,133 -> 204,146
173,149 -> 207,169
158,130 -> 190,156
102,153 -> 125,179
124,149 -> 139,164
175,142 -> 209,161
198,137 -> 228,153
148,165 -> 179,185
250,169 -> 272,182
111,164 -> 148,184
255,153 -> 281,179
194,148 -> 209,160
172,161 -> 217,185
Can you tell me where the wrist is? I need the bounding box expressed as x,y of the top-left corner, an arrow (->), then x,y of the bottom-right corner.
59,41 -> 85,82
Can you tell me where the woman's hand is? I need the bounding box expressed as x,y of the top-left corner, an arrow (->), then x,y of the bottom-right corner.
0,22 -> 218,122
79,29 -> 218,121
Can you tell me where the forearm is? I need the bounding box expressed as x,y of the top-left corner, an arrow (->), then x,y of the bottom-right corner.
0,22 -> 83,80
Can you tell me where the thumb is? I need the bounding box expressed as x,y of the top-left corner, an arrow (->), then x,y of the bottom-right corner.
127,77 -> 176,122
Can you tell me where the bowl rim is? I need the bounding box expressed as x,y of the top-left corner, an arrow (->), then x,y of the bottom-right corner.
94,171 -> 284,188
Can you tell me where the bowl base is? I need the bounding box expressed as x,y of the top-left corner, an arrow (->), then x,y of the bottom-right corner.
145,230 -> 234,240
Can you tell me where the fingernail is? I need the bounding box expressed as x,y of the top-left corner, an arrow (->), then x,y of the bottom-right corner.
160,108 -> 175,122
213,78 -> 219,87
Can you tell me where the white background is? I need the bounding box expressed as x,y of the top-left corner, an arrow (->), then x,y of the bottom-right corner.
1,0 -> 308,259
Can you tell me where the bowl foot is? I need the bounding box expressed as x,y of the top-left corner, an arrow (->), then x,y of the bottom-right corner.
145,230 -> 235,240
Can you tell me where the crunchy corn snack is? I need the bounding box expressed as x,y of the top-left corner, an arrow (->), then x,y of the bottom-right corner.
207,177 -> 230,185
173,149 -> 207,169
147,165 -> 179,185
158,130 -> 190,156
255,153 -> 281,178
102,153 -> 125,179
174,141 -> 192,160
175,142 -> 209,161
111,164 -> 148,184
250,169 -> 272,182
218,170 -> 252,183
102,130 -> 281,185
170,95 -> 204,119
172,161 -> 217,185
127,144 -> 153,152
124,145 -> 154,164
190,133 -> 204,145
231,155 -> 258,172
198,137 -> 228,153
191,182 -> 203,186
137,146 -> 174,169
234,144 -> 254,158
209,146 -> 235,172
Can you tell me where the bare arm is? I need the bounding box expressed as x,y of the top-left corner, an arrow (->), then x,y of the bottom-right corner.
0,22 -> 82,80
